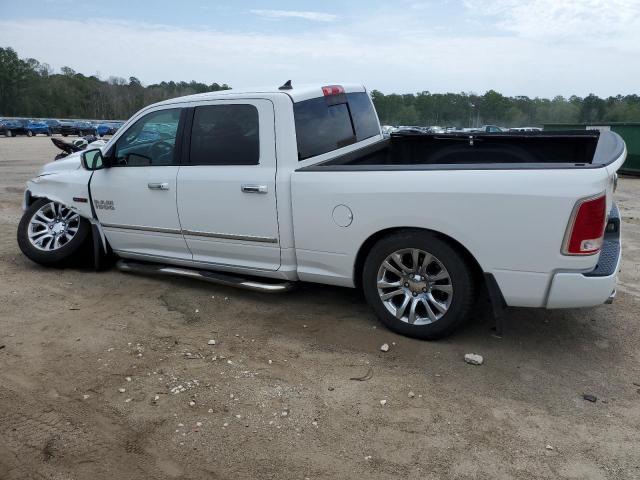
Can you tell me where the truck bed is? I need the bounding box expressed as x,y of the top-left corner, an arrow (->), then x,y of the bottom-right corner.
301,130 -> 625,171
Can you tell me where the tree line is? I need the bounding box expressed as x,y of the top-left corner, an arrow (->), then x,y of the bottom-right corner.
0,47 -> 230,120
1,46 -> 639,126
371,89 -> 640,128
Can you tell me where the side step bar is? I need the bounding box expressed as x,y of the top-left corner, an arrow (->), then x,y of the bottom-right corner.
116,260 -> 295,293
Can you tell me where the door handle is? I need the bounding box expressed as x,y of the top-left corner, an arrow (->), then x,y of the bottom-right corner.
148,182 -> 169,191
241,184 -> 268,194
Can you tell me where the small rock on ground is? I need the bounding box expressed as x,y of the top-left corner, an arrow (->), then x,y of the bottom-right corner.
464,353 -> 484,365
380,343 -> 390,352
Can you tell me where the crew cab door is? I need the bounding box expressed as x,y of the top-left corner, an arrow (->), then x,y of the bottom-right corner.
90,107 -> 191,260
176,99 -> 280,271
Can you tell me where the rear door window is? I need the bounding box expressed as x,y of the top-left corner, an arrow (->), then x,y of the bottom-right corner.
189,104 -> 259,165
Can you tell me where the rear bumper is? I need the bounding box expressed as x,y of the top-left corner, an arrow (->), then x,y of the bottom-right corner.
546,204 -> 621,308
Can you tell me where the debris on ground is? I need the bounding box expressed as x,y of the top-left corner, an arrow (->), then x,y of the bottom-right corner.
349,368 -> 373,381
207,339 -> 216,345
380,343 -> 390,352
464,353 -> 484,365
546,444 -> 554,451
408,391 -> 416,398
380,399 -> 387,406
582,394 -> 597,403
118,388 -> 126,393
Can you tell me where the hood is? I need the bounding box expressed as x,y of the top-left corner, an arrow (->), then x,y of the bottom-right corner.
39,140 -> 107,175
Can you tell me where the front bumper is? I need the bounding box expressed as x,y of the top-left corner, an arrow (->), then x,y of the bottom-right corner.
546,204 -> 621,308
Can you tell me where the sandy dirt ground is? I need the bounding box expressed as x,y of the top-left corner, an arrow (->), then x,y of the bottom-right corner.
0,135 -> 639,480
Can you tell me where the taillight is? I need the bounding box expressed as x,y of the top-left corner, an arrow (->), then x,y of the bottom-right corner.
322,85 -> 345,96
562,194 -> 606,255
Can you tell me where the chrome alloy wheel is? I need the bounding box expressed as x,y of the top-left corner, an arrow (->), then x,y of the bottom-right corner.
27,201 -> 80,251
376,248 -> 453,325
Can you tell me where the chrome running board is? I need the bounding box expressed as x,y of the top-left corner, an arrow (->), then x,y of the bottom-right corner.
116,260 -> 295,293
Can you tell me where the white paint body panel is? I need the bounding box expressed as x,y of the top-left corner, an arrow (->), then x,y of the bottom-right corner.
176,98 -> 280,271
22,83 -> 623,311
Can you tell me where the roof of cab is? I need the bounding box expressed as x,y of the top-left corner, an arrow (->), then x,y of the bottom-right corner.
151,82 -> 366,108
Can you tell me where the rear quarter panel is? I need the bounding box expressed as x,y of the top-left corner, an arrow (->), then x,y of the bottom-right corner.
290,167 -> 611,292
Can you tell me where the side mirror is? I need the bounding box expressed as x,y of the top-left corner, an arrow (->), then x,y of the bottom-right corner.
81,148 -> 106,171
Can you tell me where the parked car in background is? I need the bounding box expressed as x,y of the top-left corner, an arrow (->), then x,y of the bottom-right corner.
26,120 -> 52,136
509,127 -> 543,132
3,119 -> 51,137
60,121 -> 97,137
44,119 -> 62,134
96,122 -> 123,137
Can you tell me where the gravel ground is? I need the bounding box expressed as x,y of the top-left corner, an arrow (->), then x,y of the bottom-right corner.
1,136 -> 639,480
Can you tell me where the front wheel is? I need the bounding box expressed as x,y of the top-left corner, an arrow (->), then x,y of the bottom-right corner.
362,231 -> 475,340
17,199 -> 90,266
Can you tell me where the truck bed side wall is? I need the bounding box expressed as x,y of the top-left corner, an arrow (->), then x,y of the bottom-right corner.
290,167 -> 611,307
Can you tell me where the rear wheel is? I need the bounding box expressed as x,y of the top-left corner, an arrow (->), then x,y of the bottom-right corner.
17,199 -> 90,266
362,231 -> 475,339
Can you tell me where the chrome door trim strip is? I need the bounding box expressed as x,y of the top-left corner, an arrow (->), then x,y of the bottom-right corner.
102,223 -> 182,235
182,229 -> 278,244
102,223 -> 278,244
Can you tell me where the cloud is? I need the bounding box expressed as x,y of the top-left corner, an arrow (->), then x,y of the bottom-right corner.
463,0 -> 640,43
0,15 -> 639,97
249,9 -> 339,22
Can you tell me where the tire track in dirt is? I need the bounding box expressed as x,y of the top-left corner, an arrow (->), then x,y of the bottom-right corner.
0,386 -> 190,479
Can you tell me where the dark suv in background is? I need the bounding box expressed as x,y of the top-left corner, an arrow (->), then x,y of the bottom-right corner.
59,121 -> 97,136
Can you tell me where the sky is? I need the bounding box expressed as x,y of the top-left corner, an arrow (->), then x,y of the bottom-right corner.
1,0 -> 639,97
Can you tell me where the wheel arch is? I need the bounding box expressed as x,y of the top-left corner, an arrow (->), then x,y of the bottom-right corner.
353,227 -> 485,291
20,195 -> 111,265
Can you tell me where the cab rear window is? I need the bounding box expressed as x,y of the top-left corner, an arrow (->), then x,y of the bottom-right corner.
294,92 -> 379,161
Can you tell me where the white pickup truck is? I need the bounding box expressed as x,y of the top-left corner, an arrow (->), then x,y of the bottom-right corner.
18,82 -> 625,339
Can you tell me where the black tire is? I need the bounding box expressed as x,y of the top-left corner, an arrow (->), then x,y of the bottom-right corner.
17,198 -> 91,267
26,130 -> 33,137
46,129 -> 52,136
362,230 -> 475,340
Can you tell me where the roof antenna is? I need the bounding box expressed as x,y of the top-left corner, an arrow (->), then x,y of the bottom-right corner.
278,80 -> 292,90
